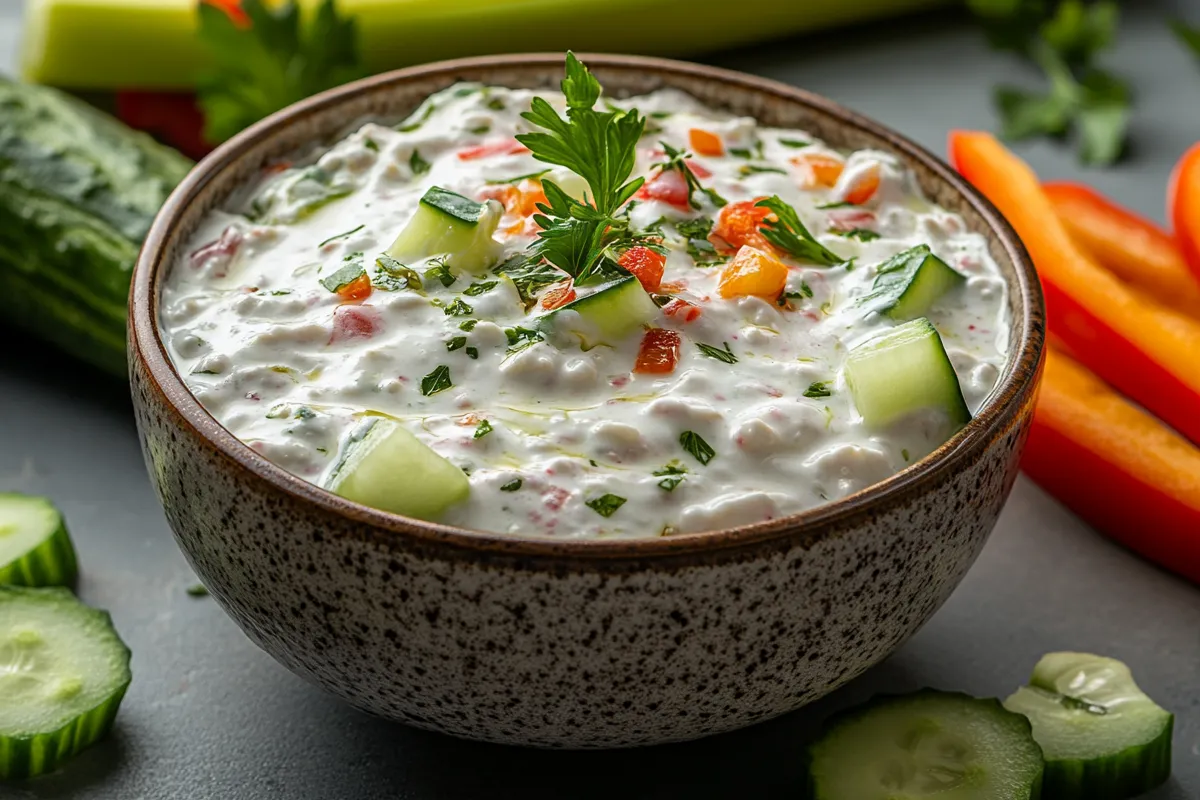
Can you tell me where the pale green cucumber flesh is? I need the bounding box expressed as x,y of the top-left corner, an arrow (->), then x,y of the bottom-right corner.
1004,652 -> 1173,800
0,494 -> 78,588
864,244 -> 966,321
552,275 -> 659,345
326,418 -> 470,521
844,317 -> 971,429
0,586 -> 131,780
807,690 -> 1044,800
386,187 -> 501,274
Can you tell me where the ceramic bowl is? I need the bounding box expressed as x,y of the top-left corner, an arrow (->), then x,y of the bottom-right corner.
128,54 -> 1045,748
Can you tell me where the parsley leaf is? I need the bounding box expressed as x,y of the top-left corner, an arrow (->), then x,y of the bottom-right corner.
754,196 -> 845,267
680,431 -> 715,466
459,319 -> 479,332
473,419 -> 493,439
197,0 -> 366,143
373,255 -> 421,291
803,381 -> 833,399
446,336 -> 467,352
463,280 -> 497,296
425,260 -> 456,287
420,365 -> 452,396
505,326 -> 544,353
493,253 -> 566,309
465,346 -> 479,359
443,298 -> 473,316
696,341 -> 738,364
651,141 -> 728,210
500,478 -> 522,492
653,463 -> 687,491
409,149 -> 431,176
586,493 -> 627,517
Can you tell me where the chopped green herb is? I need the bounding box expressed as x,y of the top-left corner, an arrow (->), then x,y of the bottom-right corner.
680,431 -> 715,466
779,138 -> 811,148
186,584 -> 210,597
465,346 -> 479,359
363,138 -> 379,152
458,319 -> 479,332
469,124 -> 491,135
409,149 -> 431,176
818,201 -> 855,210
804,381 -> 833,398
443,298 -> 474,316
446,336 -> 467,352
373,255 -> 421,291
268,289 -> 293,296
831,228 -> 882,242
649,111 -> 673,119
652,141 -> 728,209
319,254 -> 366,292
397,102 -> 435,133
463,280 -> 498,296
696,341 -> 738,364
739,164 -> 788,177
453,86 -> 479,97
653,463 -> 687,491
500,478 -> 522,491
473,419 -> 493,439
756,196 -> 845,266
505,326 -> 544,353
686,237 -> 723,266
420,365 -> 452,396
486,96 -> 507,111
424,259 -> 456,288
728,148 -> 753,159
798,281 -> 814,298
317,224 -> 364,248
294,406 -> 316,420
484,168 -> 551,185
902,448 -> 911,462
674,217 -> 714,240
586,493 -> 627,518
493,253 -> 567,308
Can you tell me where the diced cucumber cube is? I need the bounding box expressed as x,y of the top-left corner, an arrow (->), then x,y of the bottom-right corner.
542,275 -> 658,346
386,187 -> 502,274
863,244 -> 966,320
844,317 -> 970,429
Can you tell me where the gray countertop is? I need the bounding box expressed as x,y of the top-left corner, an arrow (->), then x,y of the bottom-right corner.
2,1 -> 1198,797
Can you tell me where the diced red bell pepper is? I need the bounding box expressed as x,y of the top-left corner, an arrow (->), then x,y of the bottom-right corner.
662,298 -> 702,322
633,329 -> 682,374
457,139 -> 530,161
618,246 -> 666,292
330,305 -> 382,343
1168,142 -> 1200,283
636,168 -> 691,209
713,198 -> 771,252
337,273 -> 372,303
540,281 -> 576,310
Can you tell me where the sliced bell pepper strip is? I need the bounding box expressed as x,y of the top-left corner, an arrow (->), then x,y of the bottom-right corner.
1023,348 -> 1200,585
1043,181 -> 1200,317
949,131 -> 1200,445
1168,142 -> 1200,282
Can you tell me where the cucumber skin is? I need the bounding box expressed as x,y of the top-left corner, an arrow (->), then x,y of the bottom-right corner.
0,587 -> 132,781
0,510 -> 78,588
0,76 -> 192,377
1037,715 -> 1172,800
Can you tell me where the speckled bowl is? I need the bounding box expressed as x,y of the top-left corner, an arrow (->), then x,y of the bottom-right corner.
128,54 -> 1044,748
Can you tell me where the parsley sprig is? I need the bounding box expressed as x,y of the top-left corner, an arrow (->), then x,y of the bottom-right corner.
754,196 -> 845,267
650,142 -> 728,210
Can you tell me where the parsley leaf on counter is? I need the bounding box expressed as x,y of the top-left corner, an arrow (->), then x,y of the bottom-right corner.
968,0 -> 1130,164
197,0 -> 366,144
755,196 -> 845,267
586,493 -> 627,517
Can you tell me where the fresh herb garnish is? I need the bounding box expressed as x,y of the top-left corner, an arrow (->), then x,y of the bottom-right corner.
409,149 -> 431,176
696,341 -> 738,364
653,463 -> 687,491
447,336 -> 467,352
473,419 -> 493,439
817,201 -> 854,210
680,431 -> 715,466
317,225 -> 364,248
651,141 -> 728,210
485,95 -> 507,111
420,365 -> 452,396
493,254 -> 567,308
186,584 -> 210,597
500,478 -> 522,491
674,217 -> 714,240
319,253 -> 365,292
397,101 -> 435,133
463,280 -> 498,296
459,319 -> 479,332
796,281 -> 815,298
425,259 -> 456,287
484,168 -> 551,186
755,196 -> 845,267
738,164 -> 788,177
444,298 -> 473,316
373,255 -> 421,291
363,138 -> 378,152
586,493 -> 627,518
469,124 -> 491,135
803,381 -> 833,398
779,138 -> 811,148
466,346 -> 479,359
196,0 -> 365,143
505,326 -> 544,353
831,228 -> 882,242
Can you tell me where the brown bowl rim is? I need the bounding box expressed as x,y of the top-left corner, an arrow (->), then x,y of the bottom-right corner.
130,52 -> 1045,561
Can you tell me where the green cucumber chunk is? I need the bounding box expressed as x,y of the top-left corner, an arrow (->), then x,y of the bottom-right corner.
844,317 -> 971,429
807,690 -> 1044,800
0,494 -> 78,588
863,244 -> 966,320
548,274 -> 658,346
0,586 -> 131,780
326,418 -> 469,521
386,187 -> 502,274
1004,652 -> 1173,800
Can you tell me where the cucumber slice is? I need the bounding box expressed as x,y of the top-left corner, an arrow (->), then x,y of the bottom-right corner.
1004,652 -> 1173,800
545,274 -> 659,346
863,244 -> 966,320
807,690 -> 1044,800
844,317 -> 971,429
326,418 -> 470,521
385,187 -> 502,274
0,586 -> 131,780
0,494 -> 78,588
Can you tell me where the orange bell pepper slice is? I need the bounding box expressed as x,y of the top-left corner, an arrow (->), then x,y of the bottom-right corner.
1168,142 -> 1200,282
792,154 -> 844,189
1043,181 -> 1200,317
1023,348 -> 1200,584
336,273 -> 372,303
949,130 -> 1200,445
688,128 -> 724,157
843,165 -> 881,205
718,245 -> 788,299
713,198 -> 771,252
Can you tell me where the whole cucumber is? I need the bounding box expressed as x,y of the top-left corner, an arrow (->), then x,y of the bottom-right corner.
0,77 -> 193,376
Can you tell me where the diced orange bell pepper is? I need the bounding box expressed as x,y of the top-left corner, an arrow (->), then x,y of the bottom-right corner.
718,245 -> 789,299
792,154 -> 844,189
949,131 -> 1200,445
713,198 -> 771,252
1023,348 -> 1200,584
843,165 -> 881,205
1044,181 -> 1200,317
336,273 -> 372,303
688,128 -> 724,157
1168,142 -> 1200,282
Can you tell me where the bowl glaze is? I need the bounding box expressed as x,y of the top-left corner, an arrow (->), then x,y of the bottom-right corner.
129,54 -> 1045,748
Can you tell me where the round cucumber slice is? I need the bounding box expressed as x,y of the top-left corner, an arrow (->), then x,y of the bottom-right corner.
0,586 -> 131,780
0,494 -> 78,587
1004,652 -> 1173,800
807,690 -> 1044,799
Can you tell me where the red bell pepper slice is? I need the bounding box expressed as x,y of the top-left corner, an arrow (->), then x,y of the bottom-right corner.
1023,348 -> 1200,584
949,130 -> 1200,445
1168,142 -> 1200,283
540,281 -> 576,310
633,329 -> 681,374
618,246 -> 666,292
1044,181 -> 1200,317
457,140 -> 530,161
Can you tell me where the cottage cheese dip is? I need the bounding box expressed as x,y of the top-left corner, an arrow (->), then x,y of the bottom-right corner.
161,67 -> 1009,539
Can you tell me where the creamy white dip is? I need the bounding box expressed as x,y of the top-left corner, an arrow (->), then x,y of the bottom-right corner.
161,83 -> 1009,538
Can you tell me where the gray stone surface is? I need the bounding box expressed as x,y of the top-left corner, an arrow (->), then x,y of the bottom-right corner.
2,1 -> 1198,797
